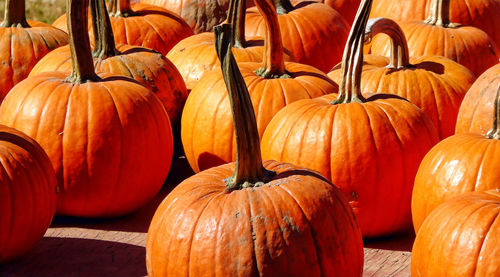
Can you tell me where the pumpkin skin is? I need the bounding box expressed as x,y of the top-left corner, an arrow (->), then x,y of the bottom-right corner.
412,133 -> 500,232
411,189 -> 500,277
369,0 -> 500,47
0,126 -> 57,263
0,20 -> 68,99
146,160 -> 364,277
245,2 -> 350,72
456,64 -> 500,135
291,0 -> 361,24
0,72 -> 173,217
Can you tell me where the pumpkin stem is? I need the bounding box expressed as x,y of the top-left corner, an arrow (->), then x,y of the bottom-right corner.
424,0 -> 457,28
365,18 -> 410,69
330,0 -> 371,105
275,0 -> 294,14
91,0 -> 120,59
486,85 -> 500,140
227,0 -> 247,48
108,0 -> 135,17
66,0 -> 100,84
215,23 -> 275,191
1,0 -> 29,27
254,0 -> 289,79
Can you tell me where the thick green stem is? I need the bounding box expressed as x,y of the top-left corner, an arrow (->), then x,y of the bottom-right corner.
108,0 -> 135,17
330,0 -> 372,105
1,0 -> 29,27
215,24 -> 275,191
486,85 -> 500,139
254,0 -> 289,79
227,0 -> 247,48
91,0 -> 120,59
66,0 -> 99,84
424,0 -> 456,28
365,18 -> 410,69
275,0 -> 294,14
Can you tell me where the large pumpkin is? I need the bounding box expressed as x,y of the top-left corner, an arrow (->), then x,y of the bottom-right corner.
181,0 -> 337,173
0,0 -> 173,217
261,0 -> 439,237
0,126 -> 57,263
245,0 -> 350,72
146,24 -> 364,276
456,63 -> 500,135
0,0 -> 68,99
411,189 -> 500,276
412,86 -> 500,231
291,0 -> 361,24
30,0 -> 187,125
368,0 -> 500,76
329,17 -> 475,139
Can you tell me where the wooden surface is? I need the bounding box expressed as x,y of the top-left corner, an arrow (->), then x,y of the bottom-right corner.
0,157 -> 414,277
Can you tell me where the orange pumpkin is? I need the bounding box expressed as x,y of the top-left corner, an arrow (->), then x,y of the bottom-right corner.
0,0 -> 68,99
0,126 -> 57,263
329,17 -> 475,139
412,85 -> 500,232
0,0 -> 173,217
261,0 -> 439,237
412,189 -> 500,276
369,0 -> 500,76
456,64 -> 500,135
30,0 -> 187,125
146,24 -> 364,276
291,0 -> 361,24
245,0 -> 350,72
181,0 -> 337,173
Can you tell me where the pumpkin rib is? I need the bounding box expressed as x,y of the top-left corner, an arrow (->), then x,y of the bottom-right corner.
244,188 -> 260,275
473,206 -> 500,275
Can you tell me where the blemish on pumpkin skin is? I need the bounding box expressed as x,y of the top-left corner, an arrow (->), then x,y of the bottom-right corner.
282,215 -> 299,233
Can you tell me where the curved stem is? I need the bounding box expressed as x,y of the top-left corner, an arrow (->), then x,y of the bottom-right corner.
365,18 -> 410,69
331,0 -> 372,104
424,0 -> 456,28
254,0 -> 289,79
275,0 -> 294,14
227,0 -> 247,48
486,85 -> 500,139
215,24 -> 275,191
91,0 -> 120,59
108,0 -> 135,17
1,0 -> 29,27
66,0 -> 99,84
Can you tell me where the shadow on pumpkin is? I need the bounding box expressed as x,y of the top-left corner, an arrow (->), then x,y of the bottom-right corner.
363,229 -> 415,252
197,152 -> 228,172
0,237 -> 146,277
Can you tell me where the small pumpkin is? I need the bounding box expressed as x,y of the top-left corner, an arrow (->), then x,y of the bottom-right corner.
0,0 -> 173,217
245,0 -> 350,72
181,0 -> 337,173
146,24 -> 364,276
0,0 -> 68,99
411,189 -> 500,276
329,17 -> 475,139
261,0 -> 439,237
0,125 -> 57,263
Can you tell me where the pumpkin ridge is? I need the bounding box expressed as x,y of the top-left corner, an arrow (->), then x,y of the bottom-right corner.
244,188 -> 261,275
472,205 -> 500,275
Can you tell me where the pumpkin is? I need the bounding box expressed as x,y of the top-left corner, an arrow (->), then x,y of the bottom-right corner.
261,0 -> 439,237
30,0 -> 187,125
412,85 -> 500,232
456,64 -> 500,135
370,0 -> 500,47
368,0 -> 500,76
329,17 -> 475,139
52,0 -> 193,56
0,0 -> 173,217
245,0 -> 350,72
411,189 -> 500,276
146,24 -> 364,276
181,0 -> 337,173
0,126 -> 57,263
140,0 -> 255,34
291,0 -> 361,24
0,0 -> 68,99
166,0 -> 292,91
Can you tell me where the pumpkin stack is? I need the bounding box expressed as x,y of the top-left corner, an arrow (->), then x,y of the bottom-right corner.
0,0 -> 173,217
146,23 -> 364,276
